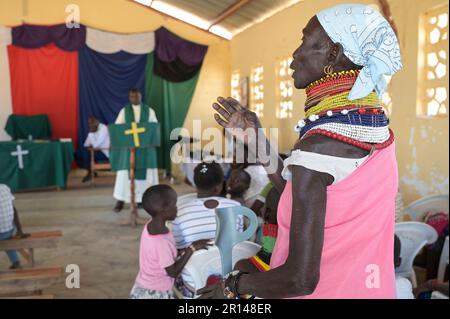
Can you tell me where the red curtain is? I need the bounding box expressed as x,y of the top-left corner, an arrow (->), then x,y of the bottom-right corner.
8,43 -> 79,146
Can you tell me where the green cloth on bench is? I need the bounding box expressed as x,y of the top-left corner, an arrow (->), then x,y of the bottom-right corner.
0,140 -> 73,192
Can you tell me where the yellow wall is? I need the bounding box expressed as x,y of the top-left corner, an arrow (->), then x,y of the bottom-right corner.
389,0 -> 449,204
0,0 -> 230,139
1,0 -> 448,201
230,0 -> 449,204
230,0 -> 375,153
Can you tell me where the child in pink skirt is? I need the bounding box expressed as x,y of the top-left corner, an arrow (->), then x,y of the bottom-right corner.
130,185 -> 211,299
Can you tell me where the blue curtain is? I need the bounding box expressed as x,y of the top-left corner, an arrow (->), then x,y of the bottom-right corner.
77,46 -> 147,167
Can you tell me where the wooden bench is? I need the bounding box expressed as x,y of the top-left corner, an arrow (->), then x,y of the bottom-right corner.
0,267 -> 63,297
0,231 -> 62,267
89,147 -> 111,185
2,294 -> 55,299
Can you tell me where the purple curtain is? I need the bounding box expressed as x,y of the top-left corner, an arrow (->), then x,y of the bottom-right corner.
154,27 -> 208,82
12,24 -> 86,52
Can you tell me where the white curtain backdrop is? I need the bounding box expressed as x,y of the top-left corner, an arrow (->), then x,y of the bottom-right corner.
86,28 -> 155,54
0,26 -> 12,141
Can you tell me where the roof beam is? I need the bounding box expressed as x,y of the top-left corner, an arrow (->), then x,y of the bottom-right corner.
208,0 -> 252,30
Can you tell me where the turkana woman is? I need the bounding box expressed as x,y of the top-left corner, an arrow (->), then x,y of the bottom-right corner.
199,3 -> 402,299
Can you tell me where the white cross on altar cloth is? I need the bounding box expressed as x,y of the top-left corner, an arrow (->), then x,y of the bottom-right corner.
11,145 -> 29,169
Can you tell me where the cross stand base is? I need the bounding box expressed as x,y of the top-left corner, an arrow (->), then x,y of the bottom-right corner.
117,146 -> 149,227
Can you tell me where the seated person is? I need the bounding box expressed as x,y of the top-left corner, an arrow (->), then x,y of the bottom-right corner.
234,187 -> 281,273
172,162 -> 242,249
250,182 -> 273,215
172,162 -> 242,298
82,116 -> 110,183
249,154 -> 286,214
414,279 -> 449,299
182,153 -> 231,188
243,165 -> 270,208
0,184 -> 29,269
394,234 -> 414,299
225,168 -> 251,205
229,144 -> 270,207
129,185 -> 211,299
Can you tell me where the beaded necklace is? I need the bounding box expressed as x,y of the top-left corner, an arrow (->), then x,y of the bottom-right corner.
294,70 -> 393,150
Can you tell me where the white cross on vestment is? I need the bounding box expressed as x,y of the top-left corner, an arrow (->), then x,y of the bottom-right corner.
11,145 -> 29,169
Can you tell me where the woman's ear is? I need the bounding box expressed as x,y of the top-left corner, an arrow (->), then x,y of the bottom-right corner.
327,42 -> 344,65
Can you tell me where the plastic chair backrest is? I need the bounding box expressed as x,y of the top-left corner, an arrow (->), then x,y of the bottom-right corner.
395,222 -> 439,275
403,194 -> 449,222
183,241 -> 260,297
215,206 -> 258,275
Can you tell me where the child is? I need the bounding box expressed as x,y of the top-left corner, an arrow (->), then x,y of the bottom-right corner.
172,162 -> 242,250
234,187 -> 281,273
130,185 -> 211,299
226,168 -> 251,205
0,184 -> 29,269
172,162 -> 242,298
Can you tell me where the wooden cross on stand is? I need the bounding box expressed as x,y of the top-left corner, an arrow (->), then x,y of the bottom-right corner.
125,122 -> 145,148
119,122 -> 148,227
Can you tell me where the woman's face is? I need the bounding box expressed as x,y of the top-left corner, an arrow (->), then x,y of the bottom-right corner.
290,16 -> 332,89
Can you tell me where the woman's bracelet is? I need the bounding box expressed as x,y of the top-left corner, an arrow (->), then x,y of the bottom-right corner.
221,271 -> 248,299
232,271 -> 248,298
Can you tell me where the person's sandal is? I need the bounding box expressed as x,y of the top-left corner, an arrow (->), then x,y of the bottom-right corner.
82,174 -> 92,183
9,262 -> 22,270
113,201 -> 124,213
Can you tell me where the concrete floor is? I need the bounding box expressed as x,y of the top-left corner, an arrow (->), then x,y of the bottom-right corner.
0,170 -> 195,299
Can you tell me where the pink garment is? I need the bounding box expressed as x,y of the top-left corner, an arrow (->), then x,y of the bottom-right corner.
135,224 -> 177,291
271,143 -> 398,299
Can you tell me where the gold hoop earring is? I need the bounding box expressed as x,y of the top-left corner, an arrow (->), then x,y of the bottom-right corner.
324,65 -> 334,76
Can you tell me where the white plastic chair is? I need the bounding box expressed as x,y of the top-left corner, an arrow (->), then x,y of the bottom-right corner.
431,291 -> 449,299
395,222 -> 438,287
438,236 -> 449,283
183,241 -> 261,298
403,194 -> 449,222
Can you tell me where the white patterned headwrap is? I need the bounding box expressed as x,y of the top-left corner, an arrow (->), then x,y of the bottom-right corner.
316,3 -> 402,100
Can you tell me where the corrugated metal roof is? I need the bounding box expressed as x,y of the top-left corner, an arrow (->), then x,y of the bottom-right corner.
154,0 -> 302,36
161,0 -> 235,20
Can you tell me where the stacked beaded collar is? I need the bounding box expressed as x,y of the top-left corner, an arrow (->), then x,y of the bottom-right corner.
294,70 -> 394,151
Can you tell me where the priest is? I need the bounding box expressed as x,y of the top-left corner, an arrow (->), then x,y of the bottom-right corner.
113,88 -> 159,212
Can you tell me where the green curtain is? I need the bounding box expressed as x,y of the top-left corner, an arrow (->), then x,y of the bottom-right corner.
144,52 -> 200,176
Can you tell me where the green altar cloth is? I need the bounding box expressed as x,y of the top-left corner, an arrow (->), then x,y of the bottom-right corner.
109,122 -> 160,180
4,114 -> 52,140
0,140 -> 74,192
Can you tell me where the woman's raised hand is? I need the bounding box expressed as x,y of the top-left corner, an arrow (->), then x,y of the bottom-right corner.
212,97 -> 261,145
